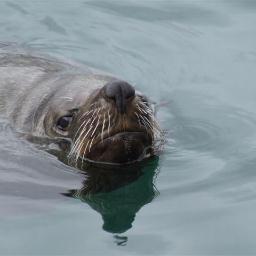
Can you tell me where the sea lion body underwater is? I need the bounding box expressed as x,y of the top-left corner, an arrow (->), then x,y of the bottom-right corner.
0,47 -> 161,165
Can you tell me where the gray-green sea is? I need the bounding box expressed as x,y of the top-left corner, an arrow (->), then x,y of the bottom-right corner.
0,1 -> 256,255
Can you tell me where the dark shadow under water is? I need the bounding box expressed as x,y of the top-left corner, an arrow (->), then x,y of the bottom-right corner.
62,157 -> 159,234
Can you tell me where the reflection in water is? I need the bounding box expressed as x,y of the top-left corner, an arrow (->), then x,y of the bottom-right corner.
114,235 -> 128,246
63,158 -> 159,234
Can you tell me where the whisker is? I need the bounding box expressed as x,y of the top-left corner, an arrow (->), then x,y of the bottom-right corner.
82,125 -> 94,140
69,124 -> 88,157
88,136 -> 95,152
143,115 -> 153,127
78,108 -> 95,122
75,128 -> 88,160
139,101 -> 153,111
81,140 -> 90,169
75,108 -> 99,138
73,116 -> 92,144
107,110 -> 111,136
91,115 -> 100,138
72,126 -> 89,162
137,104 -> 148,115
140,115 -> 154,133
101,113 -> 106,142
140,119 -> 150,131
75,140 -> 83,165
70,124 -> 93,157
135,112 -> 142,127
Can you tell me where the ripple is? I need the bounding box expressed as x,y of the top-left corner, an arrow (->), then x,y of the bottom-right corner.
158,93 -> 256,203
40,16 -> 67,35
171,118 -> 220,152
5,2 -> 29,15
84,1 -> 228,26
164,94 -> 256,158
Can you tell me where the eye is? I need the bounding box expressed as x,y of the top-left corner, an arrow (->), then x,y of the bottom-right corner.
56,115 -> 73,131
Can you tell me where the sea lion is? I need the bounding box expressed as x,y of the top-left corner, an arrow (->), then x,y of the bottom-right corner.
0,46 -> 162,165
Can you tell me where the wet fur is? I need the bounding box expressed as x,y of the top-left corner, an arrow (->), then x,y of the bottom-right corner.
0,45 -> 163,164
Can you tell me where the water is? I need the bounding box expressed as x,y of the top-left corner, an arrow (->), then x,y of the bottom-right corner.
0,0 -> 256,255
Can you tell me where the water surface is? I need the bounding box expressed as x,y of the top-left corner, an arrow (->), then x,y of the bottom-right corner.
0,0 -> 256,255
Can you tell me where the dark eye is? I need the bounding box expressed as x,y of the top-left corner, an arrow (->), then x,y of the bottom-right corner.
56,115 -> 73,130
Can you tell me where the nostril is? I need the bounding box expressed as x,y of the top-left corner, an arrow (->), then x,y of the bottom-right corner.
104,82 -> 118,99
123,83 -> 135,100
103,80 -> 135,113
104,80 -> 135,100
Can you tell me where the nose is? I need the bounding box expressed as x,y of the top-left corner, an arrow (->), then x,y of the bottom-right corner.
103,80 -> 135,114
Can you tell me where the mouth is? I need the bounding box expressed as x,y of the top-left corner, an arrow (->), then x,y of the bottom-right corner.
83,131 -> 153,165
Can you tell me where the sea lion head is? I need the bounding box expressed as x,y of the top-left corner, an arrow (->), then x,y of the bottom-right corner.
43,76 -> 162,165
